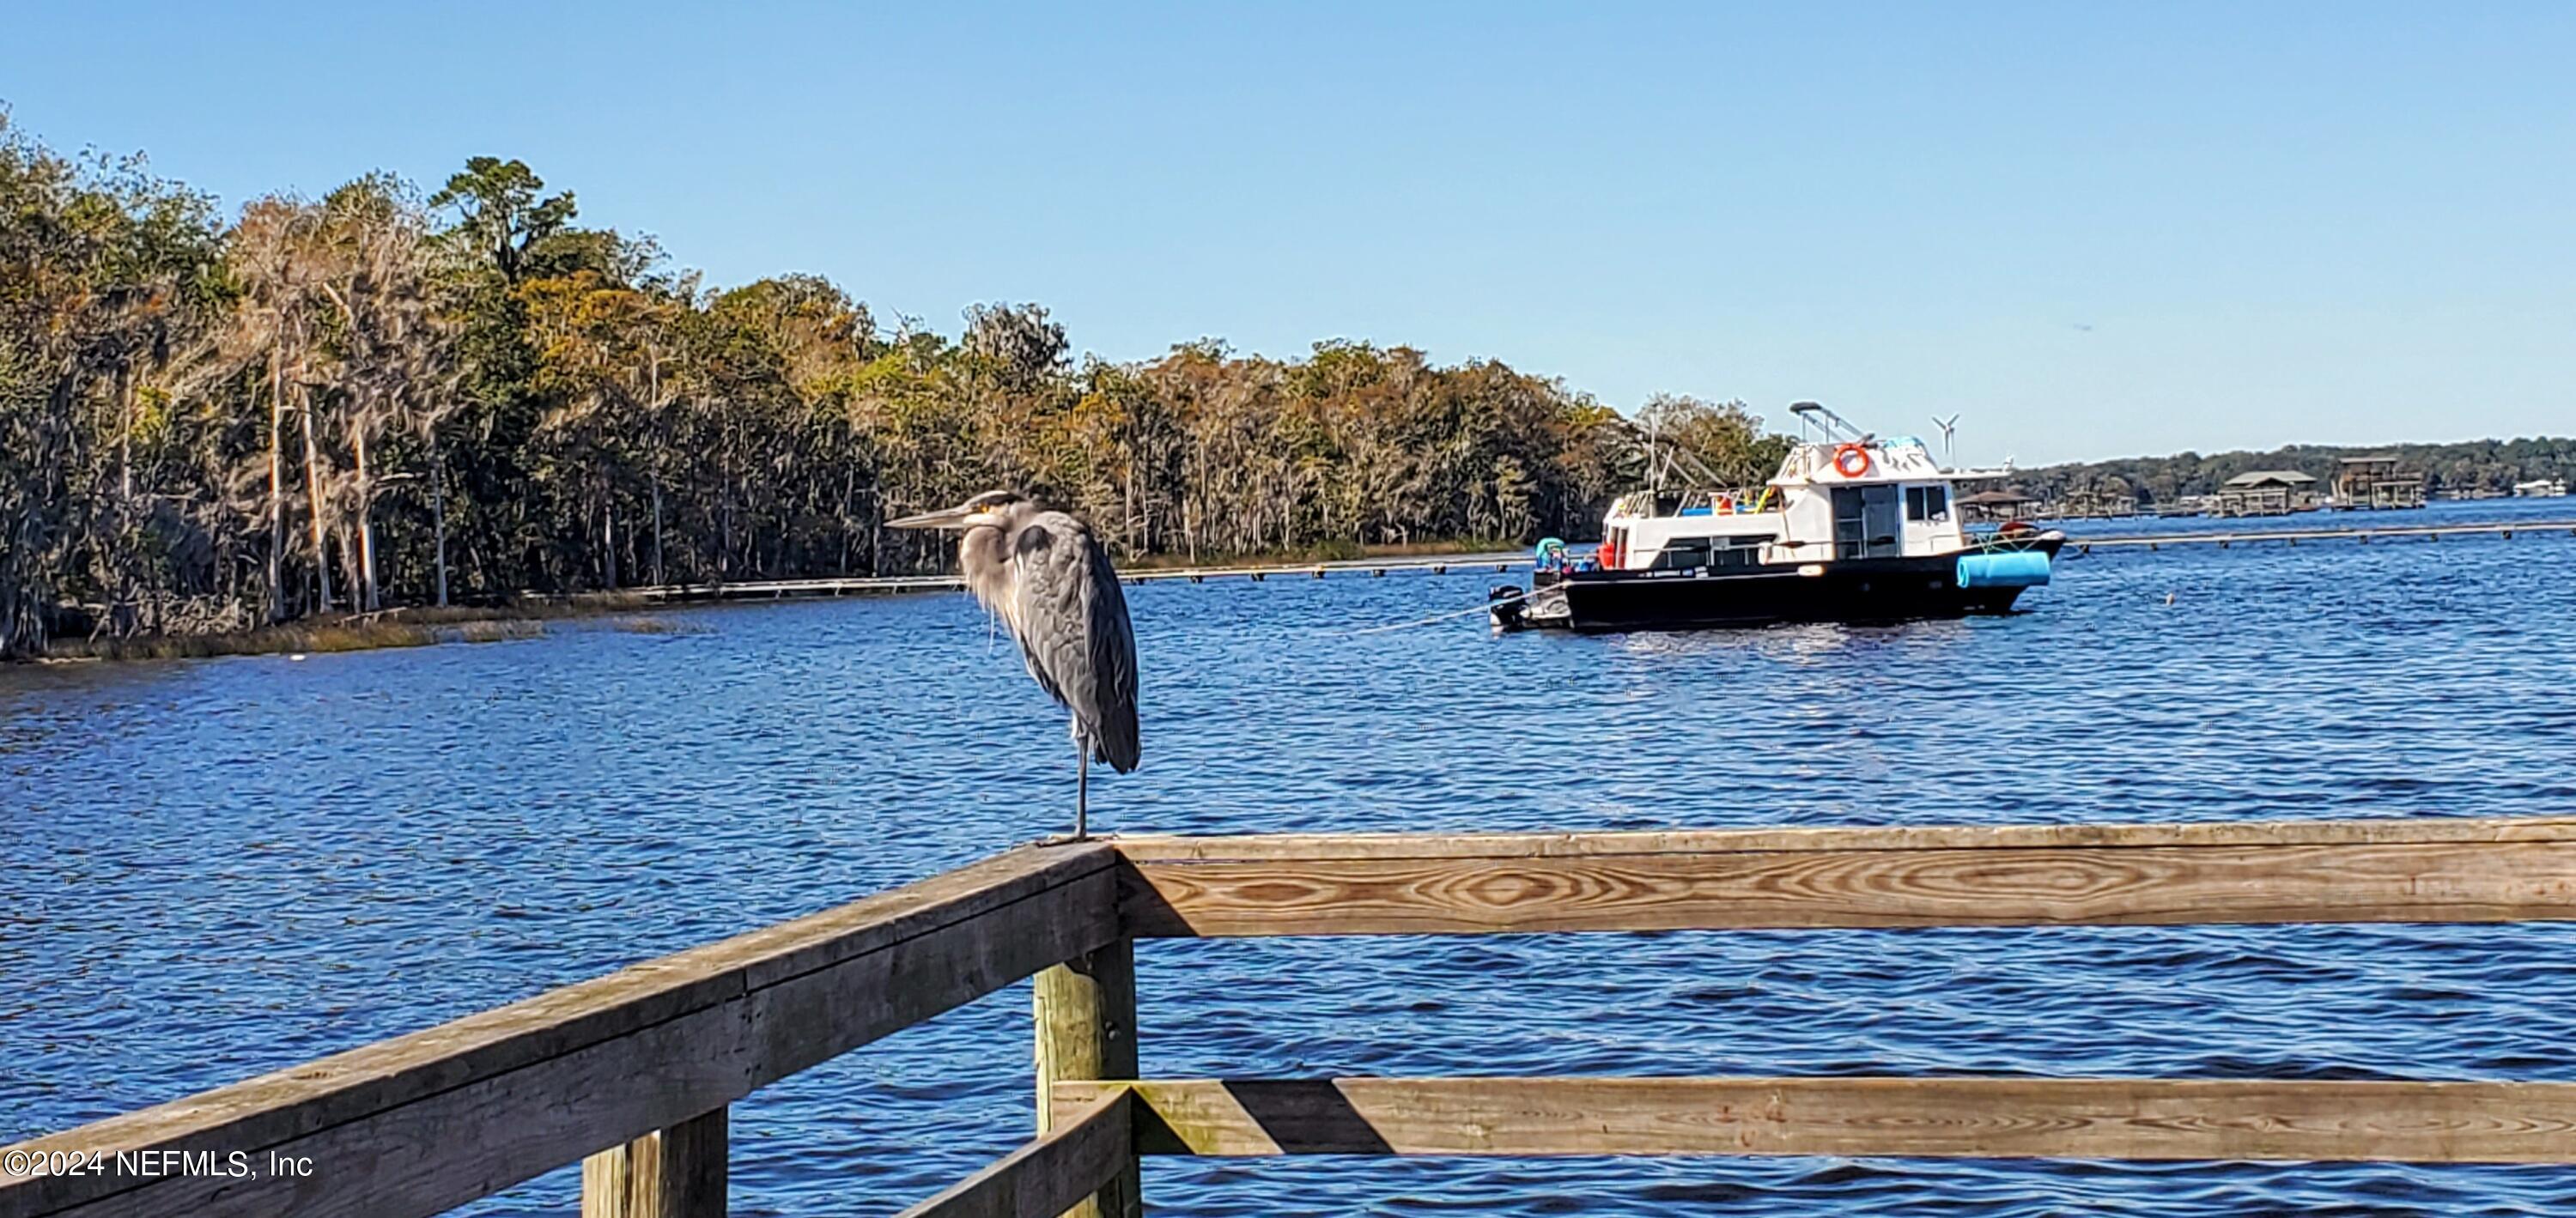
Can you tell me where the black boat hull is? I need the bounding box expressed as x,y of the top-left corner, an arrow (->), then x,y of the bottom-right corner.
1511,540 -> 2062,633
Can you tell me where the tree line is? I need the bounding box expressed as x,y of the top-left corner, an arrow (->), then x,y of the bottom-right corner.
2,110 -> 1795,657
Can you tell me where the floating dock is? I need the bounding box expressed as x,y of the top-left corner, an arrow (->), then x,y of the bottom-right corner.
625,518 -> 2576,605
2075,518 -> 2576,554
632,553 -> 1529,602
9,815 -> 2576,1218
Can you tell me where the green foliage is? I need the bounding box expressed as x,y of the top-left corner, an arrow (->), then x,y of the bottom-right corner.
1,107 -> 228,655
1635,394 -> 1785,487
428,156 -> 574,282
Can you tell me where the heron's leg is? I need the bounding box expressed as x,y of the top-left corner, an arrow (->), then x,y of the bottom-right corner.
1075,748 -> 1090,839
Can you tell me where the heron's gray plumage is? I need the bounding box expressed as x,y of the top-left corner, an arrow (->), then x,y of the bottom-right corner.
1001,508 -> 1139,773
890,489 -> 1139,837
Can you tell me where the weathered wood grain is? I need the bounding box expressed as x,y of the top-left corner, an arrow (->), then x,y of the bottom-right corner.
1110,815 -> 2576,863
896,1093 -> 1133,1218
1031,942 -> 1140,1218
1054,1076 -> 2576,1163
1,843 -> 1118,1218
1119,834 -> 2576,937
580,1106 -> 727,1218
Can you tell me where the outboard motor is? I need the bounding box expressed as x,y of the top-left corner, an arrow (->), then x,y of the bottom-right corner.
1488,584 -> 1527,630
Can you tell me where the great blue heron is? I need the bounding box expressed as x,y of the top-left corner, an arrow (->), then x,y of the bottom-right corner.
889,490 -> 1139,839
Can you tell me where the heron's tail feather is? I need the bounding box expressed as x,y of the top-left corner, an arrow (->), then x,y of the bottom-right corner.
1089,706 -> 1140,774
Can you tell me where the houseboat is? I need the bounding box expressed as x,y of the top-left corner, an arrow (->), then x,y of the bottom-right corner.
1492,403 -> 2063,633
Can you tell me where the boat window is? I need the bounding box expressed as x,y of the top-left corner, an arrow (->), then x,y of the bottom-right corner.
1647,536 -> 1765,572
1650,537 -> 1712,569
1905,485 -> 1951,523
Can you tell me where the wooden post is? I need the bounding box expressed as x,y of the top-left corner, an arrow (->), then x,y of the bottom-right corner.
1035,940 -> 1141,1218
581,1106 -> 728,1218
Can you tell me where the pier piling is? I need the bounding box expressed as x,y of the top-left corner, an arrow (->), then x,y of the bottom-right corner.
581,1107 -> 728,1218
1033,942 -> 1142,1218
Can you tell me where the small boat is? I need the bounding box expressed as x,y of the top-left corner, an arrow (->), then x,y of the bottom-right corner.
1492,403 -> 2063,633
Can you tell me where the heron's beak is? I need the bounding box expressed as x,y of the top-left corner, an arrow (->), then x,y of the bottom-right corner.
888,506 -> 977,530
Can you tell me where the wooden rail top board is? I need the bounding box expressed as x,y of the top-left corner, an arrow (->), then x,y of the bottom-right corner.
1054,1076 -> 2576,1164
1110,816 -> 2576,861
1111,817 -> 2576,937
0,843 -> 1121,1218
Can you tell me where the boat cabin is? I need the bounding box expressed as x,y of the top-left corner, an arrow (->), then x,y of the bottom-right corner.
1598,433 -> 1996,573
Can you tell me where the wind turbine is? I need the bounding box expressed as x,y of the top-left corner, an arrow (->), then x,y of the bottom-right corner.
1931,415 -> 1960,467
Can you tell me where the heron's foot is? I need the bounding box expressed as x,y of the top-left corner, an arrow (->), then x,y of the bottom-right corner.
1039,831 -> 1101,847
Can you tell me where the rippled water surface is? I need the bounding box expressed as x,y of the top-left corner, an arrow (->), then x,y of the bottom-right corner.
7,500 -> 2576,1215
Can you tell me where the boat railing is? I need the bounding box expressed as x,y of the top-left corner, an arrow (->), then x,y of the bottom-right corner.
1615,487 -> 1779,520
9,815 -> 2576,1218
1962,524 -> 2055,552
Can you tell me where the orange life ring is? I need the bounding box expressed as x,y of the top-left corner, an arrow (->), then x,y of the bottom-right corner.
1833,443 -> 1872,478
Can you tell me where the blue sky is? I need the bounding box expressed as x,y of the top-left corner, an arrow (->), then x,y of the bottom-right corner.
8,2 -> 2570,464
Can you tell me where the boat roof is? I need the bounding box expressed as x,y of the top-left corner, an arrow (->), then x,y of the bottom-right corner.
1768,435 -> 2002,488
2221,470 -> 2318,488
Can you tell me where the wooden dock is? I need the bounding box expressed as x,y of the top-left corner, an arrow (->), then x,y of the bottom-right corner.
9,815 -> 2576,1217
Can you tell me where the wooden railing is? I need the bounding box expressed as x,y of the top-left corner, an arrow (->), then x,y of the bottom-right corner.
8,816 -> 2576,1218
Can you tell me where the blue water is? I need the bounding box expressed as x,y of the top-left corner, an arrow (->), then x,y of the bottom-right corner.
5,497 -> 2576,1215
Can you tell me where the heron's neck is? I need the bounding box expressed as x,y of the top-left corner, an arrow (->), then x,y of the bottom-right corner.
959,525 -> 1013,613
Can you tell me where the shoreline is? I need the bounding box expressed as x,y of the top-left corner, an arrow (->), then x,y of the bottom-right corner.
46,508 -> 2569,664
25,540 -> 1528,664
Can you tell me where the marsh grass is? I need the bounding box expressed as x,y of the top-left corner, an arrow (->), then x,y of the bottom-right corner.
41,593 -> 664,662
455,620 -> 545,644
58,620 -> 443,661
608,616 -> 705,635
